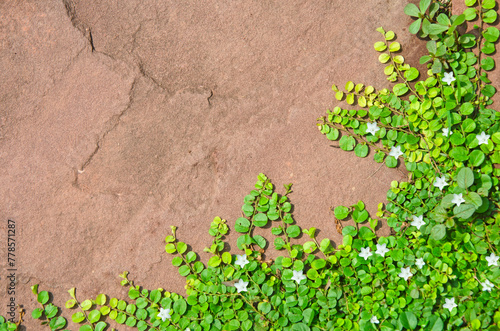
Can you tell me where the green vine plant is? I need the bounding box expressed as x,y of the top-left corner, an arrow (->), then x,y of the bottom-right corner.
18,0 -> 499,330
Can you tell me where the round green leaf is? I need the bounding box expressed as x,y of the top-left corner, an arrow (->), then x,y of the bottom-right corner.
449,147 -> 469,162
252,235 -> 267,249
393,83 -> 408,96
286,225 -> 301,238
165,243 -> 177,254
389,42 -> 401,52
404,67 -> 419,81
334,206 -> 350,220
469,150 -> 485,167
385,155 -> 398,168
31,308 -> 43,319
342,226 -> 358,237
88,310 -> 101,323
235,217 -> 250,233
374,42 -> 387,52
174,299 -> 187,315
177,242 -> 187,254
44,304 -> 58,319
339,136 -> 356,151
379,53 -> 391,63
49,316 -> 67,330
399,311 -> 418,329
208,256 -> 221,268
453,204 -> 476,219
354,144 -> 369,158
81,299 -> 92,311
65,299 -> 76,309
253,212 -> 268,227
404,3 -> 420,17
457,167 -> 474,189
430,224 -> 446,240
95,321 -> 107,331
481,57 -> 495,71
72,312 -> 86,324
95,294 -> 106,306
37,291 -> 49,304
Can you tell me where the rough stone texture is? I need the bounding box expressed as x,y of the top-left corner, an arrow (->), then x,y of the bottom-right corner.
0,0 -> 497,330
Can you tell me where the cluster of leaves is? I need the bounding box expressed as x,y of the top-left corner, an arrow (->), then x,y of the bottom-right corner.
28,0 -> 499,330
0,317 -> 17,331
316,0 -> 500,329
31,284 -> 68,330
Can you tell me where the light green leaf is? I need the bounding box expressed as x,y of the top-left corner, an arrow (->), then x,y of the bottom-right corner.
354,144 -> 369,158
374,42 -> 387,51
389,42 -> 401,52
393,83 -> 409,96
453,204 -> 476,219
334,206 -> 350,220
430,224 -> 446,240
339,135 -> 356,151
404,3 -> 420,17
456,167 -> 474,189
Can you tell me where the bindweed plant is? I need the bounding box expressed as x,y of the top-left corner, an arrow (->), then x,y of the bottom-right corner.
19,0 -> 499,330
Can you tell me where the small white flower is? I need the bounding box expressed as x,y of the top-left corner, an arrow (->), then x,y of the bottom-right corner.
411,215 -> 426,230
481,279 -> 494,292
185,329 -> 191,331
398,267 -> 413,281
433,176 -> 449,191
388,145 -> 403,159
476,131 -> 490,145
234,279 -> 249,293
442,72 -> 456,85
366,122 -> 380,136
291,270 -> 307,284
486,253 -> 499,267
443,298 -> 457,312
359,247 -> 373,260
451,193 -> 465,207
415,258 -> 425,269
375,243 -> 390,257
235,254 -> 249,268
370,316 -> 380,324
157,308 -> 171,322
442,128 -> 452,137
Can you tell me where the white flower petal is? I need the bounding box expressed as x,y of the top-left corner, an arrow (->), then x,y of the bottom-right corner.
476,131 -> 490,145
158,308 -> 171,322
359,247 -> 373,260
442,72 -> 456,85
415,258 -> 425,269
398,267 -> 413,281
443,298 -> 457,312
375,243 -> 390,257
370,316 -> 380,324
442,128 -> 452,137
389,145 -> 403,158
411,215 -> 425,230
234,279 -> 249,293
235,254 -> 250,268
433,176 -> 449,191
486,253 -> 499,267
366,122 -> 380,136
451,193 -> 465,207
291,270 -> 307,284
482,279 -> 494,292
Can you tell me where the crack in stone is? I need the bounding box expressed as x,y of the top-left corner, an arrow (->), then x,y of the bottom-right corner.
137,60 -> 169,92
73,78 -> 138,188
